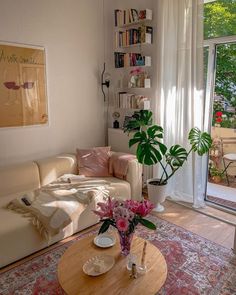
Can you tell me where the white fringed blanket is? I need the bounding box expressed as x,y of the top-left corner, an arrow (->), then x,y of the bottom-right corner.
7,177 -> 110,240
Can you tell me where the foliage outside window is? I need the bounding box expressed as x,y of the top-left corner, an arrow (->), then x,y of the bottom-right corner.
204,0 -> 236,129
204,0 -> 236,39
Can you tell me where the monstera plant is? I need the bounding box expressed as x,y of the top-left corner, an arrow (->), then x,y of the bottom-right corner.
124,110 -> 212,211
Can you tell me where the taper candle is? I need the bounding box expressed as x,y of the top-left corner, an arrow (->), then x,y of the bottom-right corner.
141,241 -> 147,266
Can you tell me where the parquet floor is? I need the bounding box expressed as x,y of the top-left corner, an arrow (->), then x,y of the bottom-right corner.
154,200 -> 235,250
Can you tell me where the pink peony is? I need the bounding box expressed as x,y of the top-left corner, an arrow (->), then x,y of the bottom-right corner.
116,218 -> 129,232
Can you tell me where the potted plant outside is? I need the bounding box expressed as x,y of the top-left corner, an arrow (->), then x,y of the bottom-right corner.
208,161 -> 225,184
124,110 -> 212,211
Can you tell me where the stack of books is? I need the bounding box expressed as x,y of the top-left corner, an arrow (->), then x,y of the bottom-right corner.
115,92 -> 150,109
114,52 -> 151,68
114,9 -> 152,26
115,26 -> 153,48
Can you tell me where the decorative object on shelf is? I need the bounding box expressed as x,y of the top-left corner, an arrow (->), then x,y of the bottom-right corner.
93,197 -> 156,256
128,68 -> 150,89
113,120 -> 119,129
137,97 -> 150,110
124,110 -> 212,212
115,92 -> 150,109
101,62 -> 110,102
112,111 -> 120,129
0,42 -> 48,128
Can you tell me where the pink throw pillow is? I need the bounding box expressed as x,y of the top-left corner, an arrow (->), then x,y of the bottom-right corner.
76,147 -> 111,177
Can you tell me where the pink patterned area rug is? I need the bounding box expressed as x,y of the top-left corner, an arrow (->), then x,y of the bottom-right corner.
207,195 -> 236,211
0,215 -> 235,295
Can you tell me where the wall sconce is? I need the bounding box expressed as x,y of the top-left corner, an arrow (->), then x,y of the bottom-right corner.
101,63 -> 110,101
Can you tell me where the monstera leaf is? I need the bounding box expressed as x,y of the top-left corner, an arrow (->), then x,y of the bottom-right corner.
123,110 -> 152,132
123,110 -> 212,184
188,127 -> 212,156
129,125 -> 167,165
166,145 -> 188,170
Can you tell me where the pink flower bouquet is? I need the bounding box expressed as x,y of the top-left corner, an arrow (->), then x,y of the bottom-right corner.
93,198 -> 156,255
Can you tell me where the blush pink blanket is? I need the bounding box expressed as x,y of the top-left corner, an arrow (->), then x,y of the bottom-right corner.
109,153 -> 136,179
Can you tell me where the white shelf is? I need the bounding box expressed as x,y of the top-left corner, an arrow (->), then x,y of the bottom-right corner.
109,106 -> 150,111
116,87 -> 152,90
115,65 -> 151,69
115,42 -> 152,49
115,18 -> 152,29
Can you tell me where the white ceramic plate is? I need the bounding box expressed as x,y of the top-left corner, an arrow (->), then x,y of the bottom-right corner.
93,234 -> 116,248
83,254 -> 115,276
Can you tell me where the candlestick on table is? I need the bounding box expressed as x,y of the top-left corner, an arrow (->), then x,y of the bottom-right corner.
141,241 -> 147,266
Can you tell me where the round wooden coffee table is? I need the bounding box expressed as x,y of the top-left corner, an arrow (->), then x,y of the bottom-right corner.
58,234 -> 167,295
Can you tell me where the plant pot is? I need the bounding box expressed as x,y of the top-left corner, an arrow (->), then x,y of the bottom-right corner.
211,175 -> 222,183
147,178 -> 167,212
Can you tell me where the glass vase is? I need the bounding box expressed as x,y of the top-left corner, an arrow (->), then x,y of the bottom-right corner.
118,231 -> 134,256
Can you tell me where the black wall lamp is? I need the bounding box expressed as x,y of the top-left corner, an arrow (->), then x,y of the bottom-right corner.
101,62 -> 110,101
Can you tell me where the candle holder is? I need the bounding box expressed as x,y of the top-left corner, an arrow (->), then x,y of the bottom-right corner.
137,264 -> 147,274
126,253 -> 137,271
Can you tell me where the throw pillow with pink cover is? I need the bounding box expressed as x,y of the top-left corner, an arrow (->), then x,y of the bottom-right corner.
76,146 -> 111,177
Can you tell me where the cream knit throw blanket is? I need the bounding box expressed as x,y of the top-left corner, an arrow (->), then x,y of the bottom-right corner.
7,178 -> 110,240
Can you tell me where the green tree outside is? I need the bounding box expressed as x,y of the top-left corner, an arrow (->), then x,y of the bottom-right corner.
204,0 -> 236,128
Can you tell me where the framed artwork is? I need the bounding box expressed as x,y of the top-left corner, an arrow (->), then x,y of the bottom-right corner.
0,42 -> 48,128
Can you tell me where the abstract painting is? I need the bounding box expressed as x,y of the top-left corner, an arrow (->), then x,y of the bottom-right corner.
0,42 -> 48,128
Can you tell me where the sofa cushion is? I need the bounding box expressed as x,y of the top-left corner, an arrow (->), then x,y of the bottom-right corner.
36,154 -> 77,186
0,162 -> 40,198
76,147 -> 111,177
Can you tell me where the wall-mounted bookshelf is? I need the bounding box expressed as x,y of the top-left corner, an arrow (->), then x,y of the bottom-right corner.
110,7 -> 154,129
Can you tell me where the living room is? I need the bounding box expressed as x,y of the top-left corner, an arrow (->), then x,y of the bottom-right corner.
0,0 -> 235,294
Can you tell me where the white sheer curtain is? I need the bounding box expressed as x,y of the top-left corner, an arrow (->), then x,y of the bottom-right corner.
154,0 -> 208,208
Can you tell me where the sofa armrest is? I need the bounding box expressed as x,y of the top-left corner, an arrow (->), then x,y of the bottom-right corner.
126,157 -> 142,201
111,152 -> 142,201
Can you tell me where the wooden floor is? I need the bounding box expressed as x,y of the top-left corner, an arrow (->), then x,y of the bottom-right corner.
1,200 -> 235,273
154,200 -> 235,250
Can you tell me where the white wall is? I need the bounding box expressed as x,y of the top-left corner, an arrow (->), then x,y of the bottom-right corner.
0,0 -> 105,166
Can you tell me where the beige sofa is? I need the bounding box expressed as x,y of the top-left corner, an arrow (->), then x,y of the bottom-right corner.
0,153 -> 142,268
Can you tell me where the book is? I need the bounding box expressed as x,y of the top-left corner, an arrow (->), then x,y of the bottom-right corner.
114,9 -> 152,26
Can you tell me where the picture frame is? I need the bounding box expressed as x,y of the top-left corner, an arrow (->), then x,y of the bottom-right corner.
0,41 -> 48,128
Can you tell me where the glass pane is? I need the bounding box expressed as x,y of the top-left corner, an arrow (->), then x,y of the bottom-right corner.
212,43 -> 236,129
206,42 -> 236,211
204,0 -> 236,39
